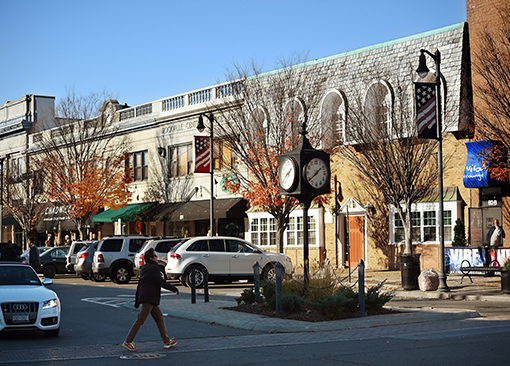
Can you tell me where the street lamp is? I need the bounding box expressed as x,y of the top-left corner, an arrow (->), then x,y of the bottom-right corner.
197,113 -> 215,236
416,48 -> 450,292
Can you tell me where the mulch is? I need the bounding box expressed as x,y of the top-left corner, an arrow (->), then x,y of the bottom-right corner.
223,303 -> 399,322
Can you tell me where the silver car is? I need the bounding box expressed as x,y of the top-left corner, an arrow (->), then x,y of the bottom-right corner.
134,237 -> 186,280
66,241 -> 92,273
74,241 -> 103,281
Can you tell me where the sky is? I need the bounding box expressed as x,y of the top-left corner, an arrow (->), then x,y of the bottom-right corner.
1,0 -> 467,109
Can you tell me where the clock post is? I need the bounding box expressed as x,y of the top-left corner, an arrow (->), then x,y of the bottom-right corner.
279,122 -> 330,292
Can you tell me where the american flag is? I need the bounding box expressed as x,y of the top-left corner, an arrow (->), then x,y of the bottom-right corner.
194,135 -> 211,173
415,82 -> 437,140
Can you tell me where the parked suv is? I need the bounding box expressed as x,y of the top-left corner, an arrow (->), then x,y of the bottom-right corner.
74,241 -> 103,281
134,237 -> 186,280
66,241 -> 93,273
91,235 -> 149,284
165,236 -> 293,287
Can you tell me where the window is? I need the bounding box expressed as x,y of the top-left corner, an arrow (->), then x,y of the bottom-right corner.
127,150 -> 149,181
100,239 -> 123,252
444,211 -> 452,242
364,81 -> 392,135
320,90 -> 346,149
208,239 -> 225,252
394,213 -> 404,243
250,218 -> 259,245
283,99 -> 304,149
129,239 -> 147,252
170,144 -> 192,177
248,210 -> 319,248
423,211 -> 436,242
10,157 -> 23,182
412,212 -> 421,242
390,203 -> 455,245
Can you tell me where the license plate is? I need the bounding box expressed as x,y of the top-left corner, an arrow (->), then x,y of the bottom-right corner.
12,313 -> 29,323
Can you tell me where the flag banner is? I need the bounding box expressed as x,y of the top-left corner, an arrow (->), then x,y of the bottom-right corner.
194,135 -> 211,173
415,82 -> 437,139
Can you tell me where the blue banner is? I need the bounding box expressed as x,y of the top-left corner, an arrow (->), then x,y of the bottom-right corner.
463,141 -> 501,188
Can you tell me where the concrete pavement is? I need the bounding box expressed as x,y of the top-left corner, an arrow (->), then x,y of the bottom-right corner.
123,269 -> 510,333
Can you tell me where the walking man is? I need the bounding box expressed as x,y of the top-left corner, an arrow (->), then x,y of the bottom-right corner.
28,238 -> 41,271
123,248 -> 179,351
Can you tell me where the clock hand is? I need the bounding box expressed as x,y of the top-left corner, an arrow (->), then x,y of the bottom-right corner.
309,166 -> 324,180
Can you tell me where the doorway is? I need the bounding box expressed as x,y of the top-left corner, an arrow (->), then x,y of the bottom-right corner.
348,216 -> 364,268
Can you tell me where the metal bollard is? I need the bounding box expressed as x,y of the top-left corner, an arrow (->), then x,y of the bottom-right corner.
358,259 -> 367,316
191,270 -> 196,304
203,269 -> 209,303
275,262 -> 282,312
253,261 -> 260,303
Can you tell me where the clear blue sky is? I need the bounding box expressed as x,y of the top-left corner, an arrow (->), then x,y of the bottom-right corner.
1,0 -> 466,108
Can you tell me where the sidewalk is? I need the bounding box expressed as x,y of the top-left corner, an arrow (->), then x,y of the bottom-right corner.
124,270 -> 509,333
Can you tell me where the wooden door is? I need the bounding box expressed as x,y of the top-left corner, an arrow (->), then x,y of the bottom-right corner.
348,216 -> 364,268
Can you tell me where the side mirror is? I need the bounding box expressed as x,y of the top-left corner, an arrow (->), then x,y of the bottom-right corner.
42,278 -> 53,286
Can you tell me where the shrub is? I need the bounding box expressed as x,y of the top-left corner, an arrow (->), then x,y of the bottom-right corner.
279,292 -> 304,314
308,287 -> 357,319
364,281 -> 395,311
503,258 -> 510,271
262,281 -> 276,309
236,287 -> 255,305
451,219 -> 467,247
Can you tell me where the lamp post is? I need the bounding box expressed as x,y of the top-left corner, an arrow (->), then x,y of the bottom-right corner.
197,113 -> 215,236
416,48 -> 450,292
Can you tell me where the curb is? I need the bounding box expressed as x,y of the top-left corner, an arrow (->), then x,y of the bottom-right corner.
122,299 -> 481,333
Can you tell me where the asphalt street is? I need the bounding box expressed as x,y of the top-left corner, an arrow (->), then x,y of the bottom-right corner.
1,273 -> 509,365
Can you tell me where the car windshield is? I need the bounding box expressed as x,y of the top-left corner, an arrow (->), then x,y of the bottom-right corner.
0,266 -> 41,286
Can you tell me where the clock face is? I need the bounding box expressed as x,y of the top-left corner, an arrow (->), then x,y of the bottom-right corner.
280,157 -> 297,191
305,158 -> 328,189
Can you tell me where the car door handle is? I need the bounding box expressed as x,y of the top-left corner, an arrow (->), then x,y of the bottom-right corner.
202,254 -> 210,258
231,255 -> 239,258
128,254 -> 134,257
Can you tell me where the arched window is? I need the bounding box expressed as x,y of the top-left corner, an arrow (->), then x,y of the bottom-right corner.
364,81 -> 392,136
283,98 -> 305,149
320,90 -> 346,149
247,106 -> 267,141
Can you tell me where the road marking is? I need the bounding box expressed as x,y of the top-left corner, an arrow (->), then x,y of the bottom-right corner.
81,297 -> 133,308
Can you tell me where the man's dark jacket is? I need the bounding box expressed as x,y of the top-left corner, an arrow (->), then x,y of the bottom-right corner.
135,259 -> 178,308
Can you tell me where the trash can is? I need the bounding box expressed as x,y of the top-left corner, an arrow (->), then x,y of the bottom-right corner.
400,253 -> 421,290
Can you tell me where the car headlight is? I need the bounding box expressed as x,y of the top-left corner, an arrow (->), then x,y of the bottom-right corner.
43,298 -> 59,309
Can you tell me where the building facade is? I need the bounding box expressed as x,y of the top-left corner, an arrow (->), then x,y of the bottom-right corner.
4,1 -> 505,273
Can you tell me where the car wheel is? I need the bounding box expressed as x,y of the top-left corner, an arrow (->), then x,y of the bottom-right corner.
159,266 -> 168,280
44,328 -> 60,337
43,265 -> 57,279
92,272 -> 106,282
184,265 -> 205,288
113,264 -> 131,284
262,263 -> 284,282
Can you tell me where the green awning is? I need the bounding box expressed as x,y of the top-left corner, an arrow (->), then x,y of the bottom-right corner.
91,203 -> 154,223
2,215 -> 19,226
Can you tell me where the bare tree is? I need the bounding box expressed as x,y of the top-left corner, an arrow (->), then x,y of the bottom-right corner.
212,55 -> 330,253
2,147 -> 48,250
33,89 -> 132,240
339,72 -> 439,255
472,5 -> 510,181
142,134 -> 195,204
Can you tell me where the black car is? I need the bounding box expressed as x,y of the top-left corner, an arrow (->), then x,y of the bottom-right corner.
21,246 -> 70,278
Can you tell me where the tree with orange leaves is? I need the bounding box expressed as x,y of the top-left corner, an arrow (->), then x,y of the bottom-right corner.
214,56 -> 330,253
33,89 -> 132,240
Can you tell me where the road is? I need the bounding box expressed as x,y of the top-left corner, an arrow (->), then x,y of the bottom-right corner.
0,274 -> 509,365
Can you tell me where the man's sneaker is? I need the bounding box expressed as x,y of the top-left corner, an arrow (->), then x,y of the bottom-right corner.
164,338 -> 177,348
123,341 -> 138,351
